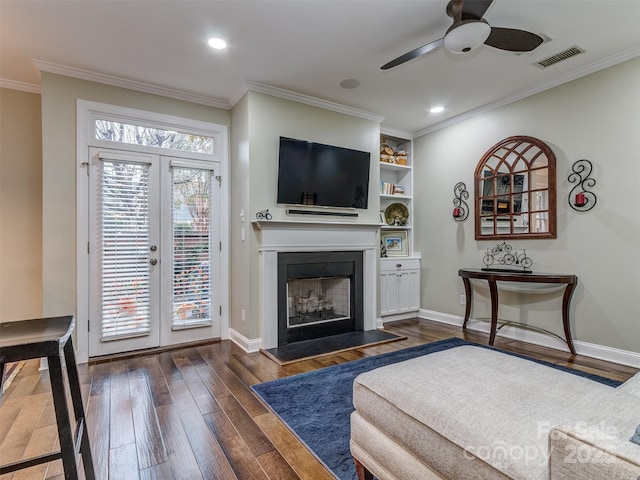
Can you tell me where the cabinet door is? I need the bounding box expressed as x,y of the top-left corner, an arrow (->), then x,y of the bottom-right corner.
398,270 -> 420,312
380,271 -> 400,315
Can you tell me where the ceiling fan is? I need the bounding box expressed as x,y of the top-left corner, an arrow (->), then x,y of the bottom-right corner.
381,0 -> 544,70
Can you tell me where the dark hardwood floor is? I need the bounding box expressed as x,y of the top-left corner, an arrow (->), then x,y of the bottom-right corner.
1,318 -> 637,480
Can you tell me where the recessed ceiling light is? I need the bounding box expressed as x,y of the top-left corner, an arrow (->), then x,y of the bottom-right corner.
340,79 -> 360,89
208,38 -> 227,50
430,106 -> 445,113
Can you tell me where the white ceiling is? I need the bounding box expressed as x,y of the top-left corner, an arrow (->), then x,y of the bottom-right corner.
2,0 -> 639,136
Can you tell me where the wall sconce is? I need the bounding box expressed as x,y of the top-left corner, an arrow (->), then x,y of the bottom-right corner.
568,159 -> 596,212
452,182 -> 469,222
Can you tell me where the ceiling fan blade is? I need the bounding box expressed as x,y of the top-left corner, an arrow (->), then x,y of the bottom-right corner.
381,38 -> 444,70
485,27 -> 544,52
461,0 -> 494,20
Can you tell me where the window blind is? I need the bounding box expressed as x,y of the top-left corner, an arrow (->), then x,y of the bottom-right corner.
99,160 -> 152,340
172,167 -> 213,329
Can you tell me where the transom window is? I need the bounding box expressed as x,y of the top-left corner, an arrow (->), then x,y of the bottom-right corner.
95,118 -> 214,154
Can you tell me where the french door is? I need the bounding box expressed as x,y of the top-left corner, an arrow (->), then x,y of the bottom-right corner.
88,147 -> 220,357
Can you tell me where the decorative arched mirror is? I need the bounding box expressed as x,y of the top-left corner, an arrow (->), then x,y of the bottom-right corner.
475,136 -> 556,240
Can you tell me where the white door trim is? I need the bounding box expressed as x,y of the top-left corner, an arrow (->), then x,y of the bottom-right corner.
76,99 -> 230,363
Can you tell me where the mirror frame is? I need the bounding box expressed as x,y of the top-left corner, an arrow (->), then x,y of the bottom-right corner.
474,136 -> 557,240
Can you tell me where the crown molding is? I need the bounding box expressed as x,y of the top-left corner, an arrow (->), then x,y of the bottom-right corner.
229,83 -> 250,109
0,78 -> 41,94
412,45 -> 640,138
32,59 -> 230,109
28,59 -> 386,123
381,127 -> 413,140
244,80 -> 385,124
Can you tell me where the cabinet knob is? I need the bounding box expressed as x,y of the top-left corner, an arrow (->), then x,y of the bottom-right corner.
396,263 -> 402,268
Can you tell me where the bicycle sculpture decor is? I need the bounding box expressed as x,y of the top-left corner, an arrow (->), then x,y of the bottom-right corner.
256,209 -> 272,220
482,241 -> 533,273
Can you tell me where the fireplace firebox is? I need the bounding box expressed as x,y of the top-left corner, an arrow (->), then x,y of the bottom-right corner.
277,251 -> 364,346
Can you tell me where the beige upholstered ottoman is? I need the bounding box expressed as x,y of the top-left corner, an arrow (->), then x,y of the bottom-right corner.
350,345 -> 640,480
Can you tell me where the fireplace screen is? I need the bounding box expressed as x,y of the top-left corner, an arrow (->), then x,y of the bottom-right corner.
287,276 -> 350,328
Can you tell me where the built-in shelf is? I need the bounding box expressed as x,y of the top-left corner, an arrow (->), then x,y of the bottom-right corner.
380,225 -> 411,230
379,133 -> 420,321
381,193 -> 411,200
380,132 -> 414,255
380,162 -> 412,172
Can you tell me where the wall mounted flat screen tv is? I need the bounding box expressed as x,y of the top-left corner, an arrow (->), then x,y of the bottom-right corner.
276,137 -> 371,209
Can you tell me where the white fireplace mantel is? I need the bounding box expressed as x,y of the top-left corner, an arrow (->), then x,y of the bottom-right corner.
252,220 -> 381,349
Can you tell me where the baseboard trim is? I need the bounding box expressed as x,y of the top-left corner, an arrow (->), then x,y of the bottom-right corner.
418,309 -> 640,368
228,328 -> 261,353
380,311 -> 421,324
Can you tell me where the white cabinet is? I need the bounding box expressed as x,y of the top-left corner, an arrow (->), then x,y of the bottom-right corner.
379,258 -> 420,317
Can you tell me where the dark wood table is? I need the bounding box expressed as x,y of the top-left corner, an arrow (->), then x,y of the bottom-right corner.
458,268 -> 578,354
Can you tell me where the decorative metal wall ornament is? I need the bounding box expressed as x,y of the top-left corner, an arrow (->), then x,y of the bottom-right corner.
568,159 -> 597,212
255,209 -> 272,220
452,182 -> 469,222
482,241 -> 533,273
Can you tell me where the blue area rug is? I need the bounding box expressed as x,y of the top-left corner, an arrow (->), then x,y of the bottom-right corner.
251,337 -> 620,480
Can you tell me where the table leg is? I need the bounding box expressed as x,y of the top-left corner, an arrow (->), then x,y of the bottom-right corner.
488,280 -> 499,345
48,353 -> 80,480
64,338 -> 96,480
462,277 -> 472,330
354,458 -> 374,480
562,283 -> 577,355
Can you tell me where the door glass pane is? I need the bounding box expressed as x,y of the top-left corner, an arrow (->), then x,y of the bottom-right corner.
99,161 -> 152,340
172,167 -> 213,329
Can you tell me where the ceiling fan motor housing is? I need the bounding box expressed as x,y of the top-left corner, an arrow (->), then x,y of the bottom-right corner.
444,19 -> 491,53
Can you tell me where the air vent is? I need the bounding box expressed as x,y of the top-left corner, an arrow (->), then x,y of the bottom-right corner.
535,46 -> 585,68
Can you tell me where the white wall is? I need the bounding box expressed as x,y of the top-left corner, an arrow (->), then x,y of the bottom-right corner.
413,57 -> 640,352
0,88 -> 42,321
230,91 -> 380,340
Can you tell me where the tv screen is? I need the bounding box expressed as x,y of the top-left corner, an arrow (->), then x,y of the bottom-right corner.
276,137 -> 371,209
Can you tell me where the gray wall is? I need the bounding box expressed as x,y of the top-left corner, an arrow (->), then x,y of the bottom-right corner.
0,88 -> 42,321
230,91 -> 380,340
40,72 -> 230,318
412,57 -> 640,352
7,58 -> 638,355
229,93 -> 251,338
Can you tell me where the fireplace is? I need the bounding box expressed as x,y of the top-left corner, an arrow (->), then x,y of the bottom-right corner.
253,220 -> 380,350
278,251 -> 363,346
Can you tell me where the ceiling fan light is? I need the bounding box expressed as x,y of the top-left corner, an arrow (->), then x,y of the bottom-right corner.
444,20 -> 491,54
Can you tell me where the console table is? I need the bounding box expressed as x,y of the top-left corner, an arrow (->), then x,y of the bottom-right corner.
458,269 -> 578,354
